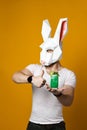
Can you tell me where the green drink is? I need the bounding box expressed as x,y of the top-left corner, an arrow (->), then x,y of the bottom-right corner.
50,72 -> 59,89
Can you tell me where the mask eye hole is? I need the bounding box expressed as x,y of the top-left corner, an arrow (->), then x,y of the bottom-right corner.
47,49 -> 53,53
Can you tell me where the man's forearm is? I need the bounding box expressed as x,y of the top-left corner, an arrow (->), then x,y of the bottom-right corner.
57,94 -> 74,106
12,72 -> 32,84
55,85 -> 75,106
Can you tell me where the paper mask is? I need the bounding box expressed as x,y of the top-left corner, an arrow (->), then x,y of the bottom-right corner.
40,18 -> 68,66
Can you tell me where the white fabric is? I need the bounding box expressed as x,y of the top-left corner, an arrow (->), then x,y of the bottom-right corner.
26,64 -> 76,124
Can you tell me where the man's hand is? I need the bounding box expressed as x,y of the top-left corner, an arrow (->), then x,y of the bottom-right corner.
45,84 -> 74,96
32,70 -> 46,88
45,84 -> 64,96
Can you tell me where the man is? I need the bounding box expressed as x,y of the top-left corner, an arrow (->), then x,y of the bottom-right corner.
12,18 -> 76,130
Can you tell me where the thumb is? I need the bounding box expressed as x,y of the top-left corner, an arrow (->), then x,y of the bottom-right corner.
40,70 -> 44,77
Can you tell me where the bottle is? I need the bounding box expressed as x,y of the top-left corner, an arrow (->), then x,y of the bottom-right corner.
50,72 -> 59,89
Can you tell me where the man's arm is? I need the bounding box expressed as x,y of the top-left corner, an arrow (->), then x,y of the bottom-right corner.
12,68 -> 33,84
57,85 -> 75,106
12,68 -> 46,87
46,84 -> 75,106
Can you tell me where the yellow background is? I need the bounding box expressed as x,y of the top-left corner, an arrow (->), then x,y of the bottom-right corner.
0,0 -> 87,130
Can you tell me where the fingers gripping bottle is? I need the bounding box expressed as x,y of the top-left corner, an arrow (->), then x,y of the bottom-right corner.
50,72 -> 59,89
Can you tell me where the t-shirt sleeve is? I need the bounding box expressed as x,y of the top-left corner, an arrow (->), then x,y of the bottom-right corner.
25,64 -> 36,75
64,71 -> 76,88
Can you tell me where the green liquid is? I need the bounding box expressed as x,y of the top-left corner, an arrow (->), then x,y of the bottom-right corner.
50,72 -> 59,89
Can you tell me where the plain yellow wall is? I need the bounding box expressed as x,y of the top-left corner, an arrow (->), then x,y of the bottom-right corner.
0,0 -> 87,130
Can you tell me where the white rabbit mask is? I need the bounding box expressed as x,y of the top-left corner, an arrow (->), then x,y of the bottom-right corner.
40,18 -> 68,66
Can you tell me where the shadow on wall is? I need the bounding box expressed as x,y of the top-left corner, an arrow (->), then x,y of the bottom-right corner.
73,47 -> 87,130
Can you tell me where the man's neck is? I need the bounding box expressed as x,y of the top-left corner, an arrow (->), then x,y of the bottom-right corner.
45,61 -> 63,74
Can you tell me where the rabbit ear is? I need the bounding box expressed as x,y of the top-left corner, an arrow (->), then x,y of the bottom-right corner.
41,19 -> 51,42
54,18 -> 68,42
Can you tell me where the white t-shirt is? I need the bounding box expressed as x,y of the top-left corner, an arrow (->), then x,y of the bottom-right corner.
26,64 -> 76,124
